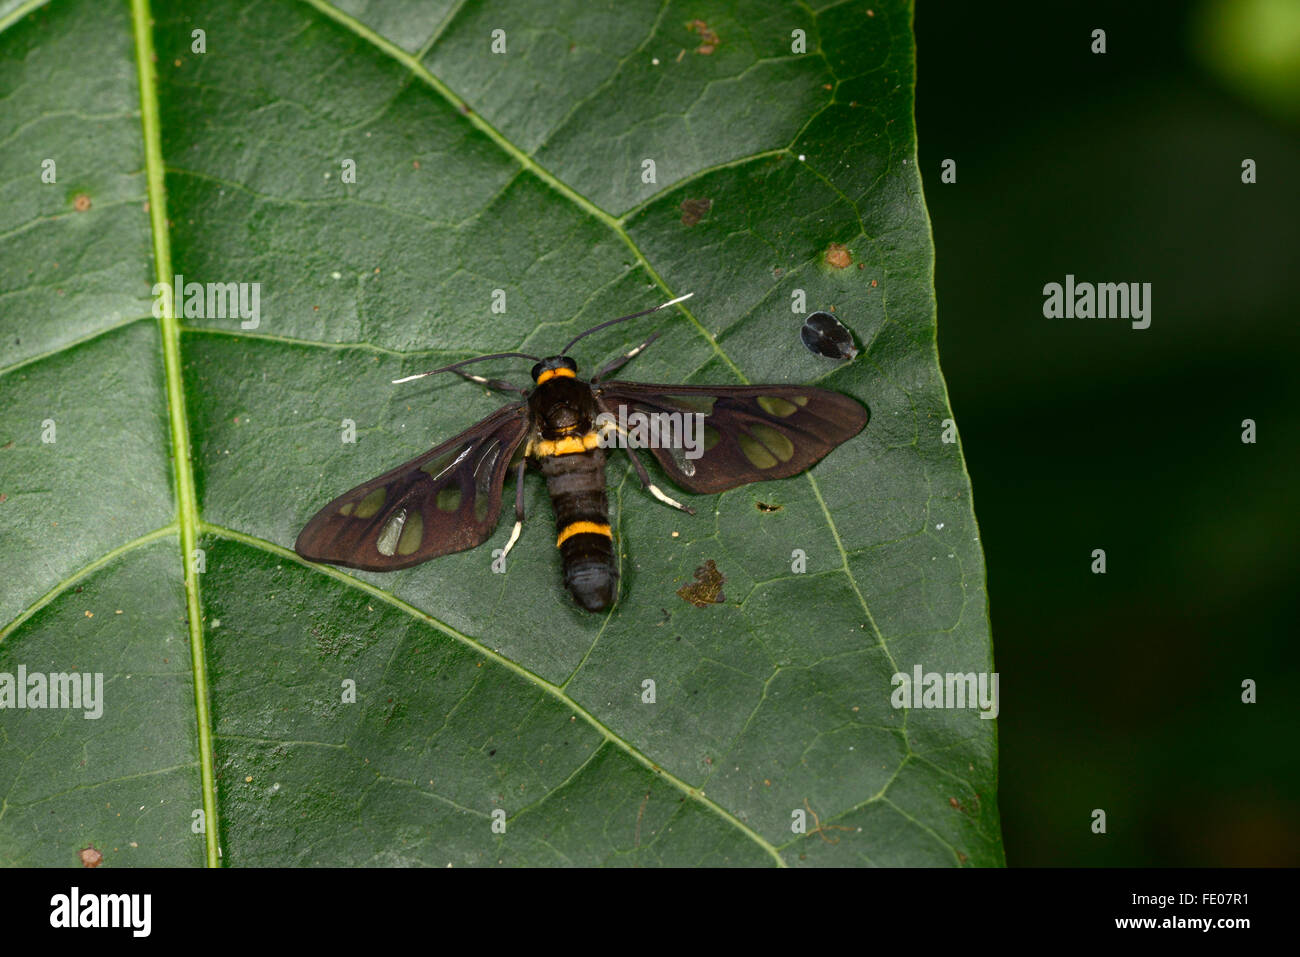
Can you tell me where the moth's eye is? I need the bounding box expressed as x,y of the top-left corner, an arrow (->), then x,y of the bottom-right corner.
531,361 -> 546,381
560,356 -> 578,373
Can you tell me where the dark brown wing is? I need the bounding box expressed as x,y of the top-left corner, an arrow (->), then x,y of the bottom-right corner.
595,382 -> 868,494
295,404 -> 529,571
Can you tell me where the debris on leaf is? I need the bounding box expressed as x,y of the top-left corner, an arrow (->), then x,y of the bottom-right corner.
755,501 -> 782,512
679,197 -> 712,226
677,559 -> 726,607
687,19 -> 720,55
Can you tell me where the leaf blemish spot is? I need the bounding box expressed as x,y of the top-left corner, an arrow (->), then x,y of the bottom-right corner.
824,243 -> 852,269
687,19 -> 719,55
73,193 -> 91,212
677,559 -> 726,607
679,198 -> 712,226
78,846 -> 103,868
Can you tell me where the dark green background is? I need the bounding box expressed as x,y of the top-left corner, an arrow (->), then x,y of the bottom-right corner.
916,0 -> 1299,865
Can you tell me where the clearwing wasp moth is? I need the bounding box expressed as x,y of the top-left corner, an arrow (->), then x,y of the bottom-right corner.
295,294 -> 870,611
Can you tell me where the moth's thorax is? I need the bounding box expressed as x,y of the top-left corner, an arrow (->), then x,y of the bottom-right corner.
529,376 -> 598,440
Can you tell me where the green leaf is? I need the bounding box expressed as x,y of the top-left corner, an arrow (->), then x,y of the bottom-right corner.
0,0 -> 1001,866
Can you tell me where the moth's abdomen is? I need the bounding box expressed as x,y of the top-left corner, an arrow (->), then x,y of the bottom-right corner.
539,447 -> 615,611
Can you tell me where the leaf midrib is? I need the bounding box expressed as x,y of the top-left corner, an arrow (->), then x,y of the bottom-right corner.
131,0 -> 220,867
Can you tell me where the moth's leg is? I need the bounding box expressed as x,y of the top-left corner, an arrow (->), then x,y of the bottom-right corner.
598,417 -> 692,514
501,461 -> 527,558
624,447 -> 695,515
592,332 -> 661,382
454,368 -> 528,396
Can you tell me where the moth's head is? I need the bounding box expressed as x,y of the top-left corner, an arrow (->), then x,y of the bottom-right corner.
530,355 -> 578,385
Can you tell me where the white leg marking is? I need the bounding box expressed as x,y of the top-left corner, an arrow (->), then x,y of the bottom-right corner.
655,292 -> 694,310
648,483 -> 690,513
465,373 -> 489,384
501,519 -> 522,558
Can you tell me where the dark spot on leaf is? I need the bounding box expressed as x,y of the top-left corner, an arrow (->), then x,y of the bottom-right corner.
679,198 -> 712,226
79,846 -> 103,868
756,501 -> 782,512
677,560 -> 725,607
687,19 -> 719,54
801,311 -> 858,359
73,194 -> 91,212
824,243 -> 852,269
489,749 -> 496,757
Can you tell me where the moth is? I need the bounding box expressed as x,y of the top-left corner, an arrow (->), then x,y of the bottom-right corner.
295,294 -> 869,611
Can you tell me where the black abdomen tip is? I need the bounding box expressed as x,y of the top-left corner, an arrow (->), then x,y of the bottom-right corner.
566,560 -> 616,611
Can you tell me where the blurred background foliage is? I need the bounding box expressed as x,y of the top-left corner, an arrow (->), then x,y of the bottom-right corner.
916,0 -> 1299,865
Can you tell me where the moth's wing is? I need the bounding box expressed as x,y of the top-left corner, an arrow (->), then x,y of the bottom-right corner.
595,382 -> 868,494
295,404 -> 530,571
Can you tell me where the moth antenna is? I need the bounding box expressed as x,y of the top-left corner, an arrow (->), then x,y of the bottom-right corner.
560,292 -> 694,356
392,352 -> 541,385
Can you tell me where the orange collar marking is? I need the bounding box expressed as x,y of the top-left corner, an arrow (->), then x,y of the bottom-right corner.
535,367 -> 576,385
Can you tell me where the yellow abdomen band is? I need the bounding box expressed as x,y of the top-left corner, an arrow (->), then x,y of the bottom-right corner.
556,521 -> 612,547
533,431 -> 601,457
